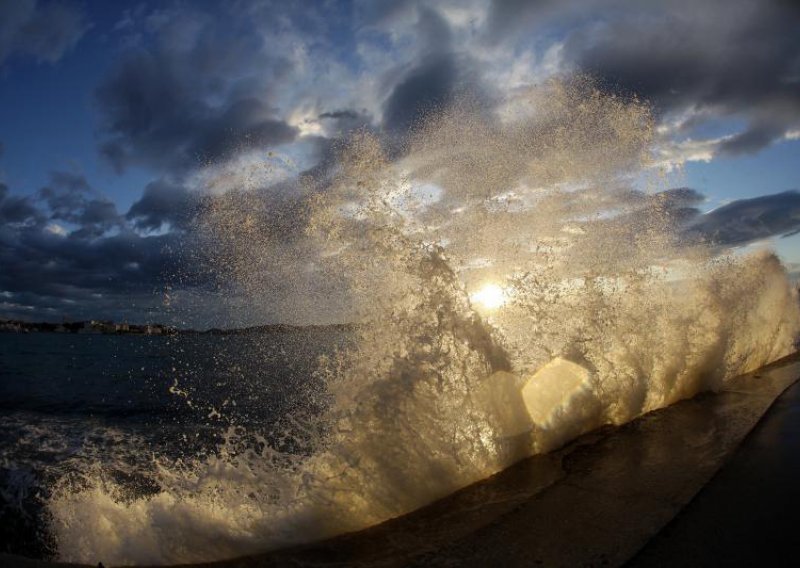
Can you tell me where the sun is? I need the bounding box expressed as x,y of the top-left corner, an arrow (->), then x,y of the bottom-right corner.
470,283 -> 507,310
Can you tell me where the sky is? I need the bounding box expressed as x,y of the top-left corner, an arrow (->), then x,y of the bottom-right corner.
0,0 -> 799,327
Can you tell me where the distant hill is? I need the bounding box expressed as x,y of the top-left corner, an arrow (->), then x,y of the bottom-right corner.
0,319 -> 358,335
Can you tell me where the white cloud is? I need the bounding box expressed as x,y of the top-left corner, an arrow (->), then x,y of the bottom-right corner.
188,149 -> 301,195
653,134 -> 734,172
44,222 -> 67,236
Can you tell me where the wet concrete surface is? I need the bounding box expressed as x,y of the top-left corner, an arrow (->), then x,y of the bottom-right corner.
408,355 -> 800,568
628,366 -> 800,567
3,353 -> 799,568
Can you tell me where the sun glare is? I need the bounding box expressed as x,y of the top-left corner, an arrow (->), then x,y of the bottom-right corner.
471,283 -> 507,310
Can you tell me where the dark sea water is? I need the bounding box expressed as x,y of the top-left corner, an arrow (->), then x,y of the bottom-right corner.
0,330 -> 348,558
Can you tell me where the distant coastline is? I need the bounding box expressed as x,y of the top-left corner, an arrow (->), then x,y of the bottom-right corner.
0,319 -> 357,336
0,319 -> 177,335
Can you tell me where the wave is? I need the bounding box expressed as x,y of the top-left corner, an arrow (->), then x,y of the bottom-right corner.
47,78 -> 800,565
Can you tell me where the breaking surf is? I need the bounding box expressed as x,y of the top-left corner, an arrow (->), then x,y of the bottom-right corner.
26,78 -> 800,565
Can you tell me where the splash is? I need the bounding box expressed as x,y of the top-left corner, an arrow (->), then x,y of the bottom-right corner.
47,78 -> 800,565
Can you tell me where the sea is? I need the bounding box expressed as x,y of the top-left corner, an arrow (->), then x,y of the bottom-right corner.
0,329 -> 349,559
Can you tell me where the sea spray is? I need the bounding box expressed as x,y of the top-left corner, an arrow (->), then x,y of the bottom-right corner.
47,78 -> 800,565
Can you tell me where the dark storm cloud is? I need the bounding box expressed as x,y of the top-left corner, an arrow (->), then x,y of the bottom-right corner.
0,182 -> 42,225
640,187 -> 708,226
355,0 -> 418,27
380,6 -> 485,135
716,123 -> 788,157
319,110 -> 361,121
45,170 -> 90,193
38,171 -> 122,237
0,177 -> 199,322
0,226 -> 182,321
485,0 -> 563,42
0,171 -> 315,324
95,8 -> 298,174
574,1 -> 800,154
383,54 -> 459,133
0,229 -> 171,296
126,179 -> 197,232
582,187 -> 800,252
685,190 -> 800,247
0,169 -> 200,322
314,110 -> 374,144
487,0 -> 800,155
582,187 -> 706,240
654,187 -> 706,208
0,0 -> 89,66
